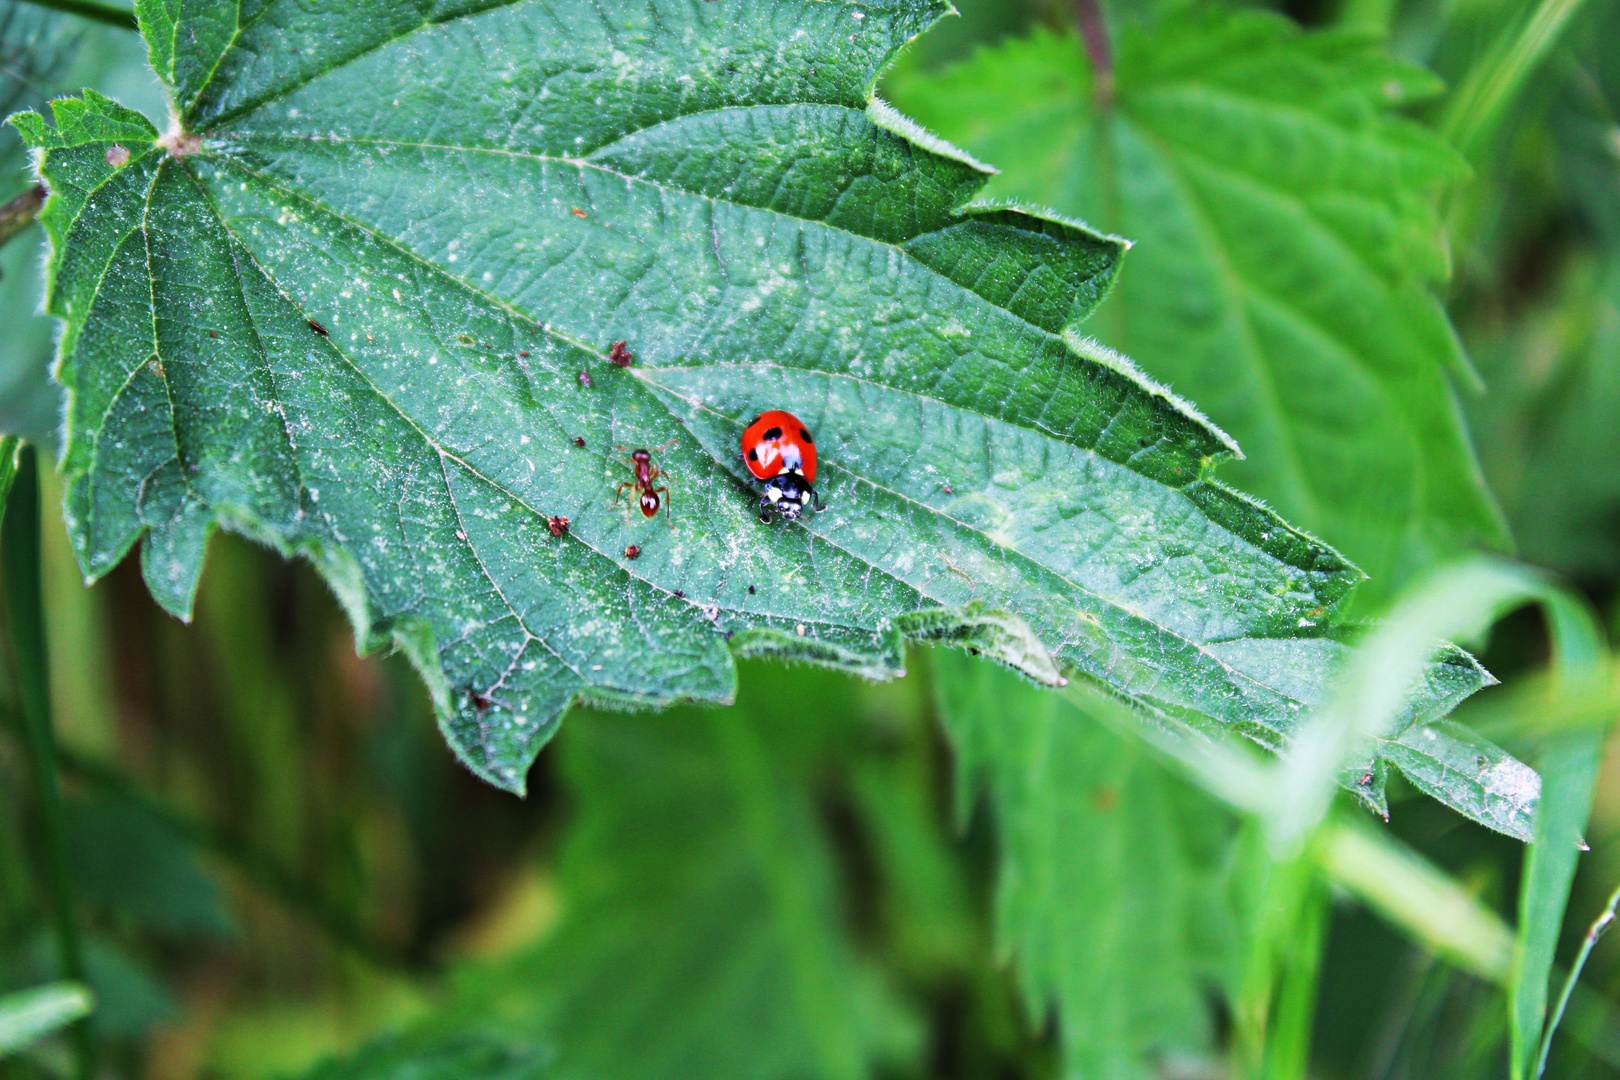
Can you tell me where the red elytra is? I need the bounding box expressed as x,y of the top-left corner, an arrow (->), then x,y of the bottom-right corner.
742,410 -> 817,484
741,410 -> 821,522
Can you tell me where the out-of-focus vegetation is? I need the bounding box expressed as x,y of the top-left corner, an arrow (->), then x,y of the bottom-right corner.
0,0 -> 1618,1079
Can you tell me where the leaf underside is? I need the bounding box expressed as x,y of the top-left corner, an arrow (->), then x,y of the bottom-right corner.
9,0 -> 1531,836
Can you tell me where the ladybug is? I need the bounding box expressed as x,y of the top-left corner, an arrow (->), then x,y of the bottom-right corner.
741,410 -> 821,522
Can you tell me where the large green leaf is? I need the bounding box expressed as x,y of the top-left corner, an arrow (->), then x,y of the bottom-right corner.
453,667 -> 918,1080
9,0 -> 1518,822
887,8 -> 1509,605
932,650 -> 1245,1079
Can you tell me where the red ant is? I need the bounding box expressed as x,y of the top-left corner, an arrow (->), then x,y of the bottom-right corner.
614,440 -> 677,525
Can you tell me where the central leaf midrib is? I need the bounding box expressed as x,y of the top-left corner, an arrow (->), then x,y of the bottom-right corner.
663,381 -> 1327,715
184,157 -> 917,675
212,130 -> 1217,477
197,144 -> 1336,718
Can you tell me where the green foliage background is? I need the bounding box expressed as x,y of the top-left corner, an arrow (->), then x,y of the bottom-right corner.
0,1 -> 1617,1079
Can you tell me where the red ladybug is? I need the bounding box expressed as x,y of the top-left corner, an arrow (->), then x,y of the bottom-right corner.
742,410 -> 821,522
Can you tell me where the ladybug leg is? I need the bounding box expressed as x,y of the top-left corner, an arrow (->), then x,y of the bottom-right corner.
810,488 -> 823,512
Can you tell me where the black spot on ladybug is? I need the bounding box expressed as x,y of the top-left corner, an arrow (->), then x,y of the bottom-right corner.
747,448 -> 757,461
800,428 -> 812,443
308,319 -> 328,336
762,426 -> 782,441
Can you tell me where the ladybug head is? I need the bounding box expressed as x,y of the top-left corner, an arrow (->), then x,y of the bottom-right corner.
760,470 -> 813,522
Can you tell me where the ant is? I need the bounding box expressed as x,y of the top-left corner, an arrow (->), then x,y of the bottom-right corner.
614,439 -> 677,525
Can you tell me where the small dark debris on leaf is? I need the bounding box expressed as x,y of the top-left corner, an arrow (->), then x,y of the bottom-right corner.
518,350 -> 529,357
725,630 -> 734,640
1358,770 -> 1374,786
968,648 -> 980,656
571,207 -> 587,218
546,516 -> 569,537
748,584 -> 756,594
673,589 -> 685,599
574,436 -> 585,448
471,692 -> 492,712
578,370 -> 592,388
941,483 -> 953,494
609,341 -> 633,367
209,330 -> 217,338
624,544 -> 640,560
308,319 -> 328,336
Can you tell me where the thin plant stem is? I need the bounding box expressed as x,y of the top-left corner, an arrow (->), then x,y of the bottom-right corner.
1069,0 -> 1114,109
1533,881 -> 1620,1079
0,187 -> 46,257
11,0 -> 136,31
2,446 -> 94,1080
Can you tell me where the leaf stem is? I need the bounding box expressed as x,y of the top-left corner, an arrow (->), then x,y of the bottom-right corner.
2,445 -> 95,1080
1069,0 -> 1114,109
0,186 -> 46,260
1532,881 -> 1620,1079
10,0 -> 136,31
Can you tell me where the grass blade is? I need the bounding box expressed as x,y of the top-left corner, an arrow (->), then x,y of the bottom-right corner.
1535,883 -> 1620,1079
0,982 -> 93,1057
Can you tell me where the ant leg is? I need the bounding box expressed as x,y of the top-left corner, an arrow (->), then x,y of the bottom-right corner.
653,486 -> 672,527
653,437 -> 679,452
613,480 -> 635,507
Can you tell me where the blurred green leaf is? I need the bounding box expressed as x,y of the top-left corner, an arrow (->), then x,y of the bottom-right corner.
932,650 -> 1242,1078
64,794 -> 234,941
0,980 -> 92,1057
3,932 -> 175,1040
0,435 -> 16,526
295,1034 -> 549,1080
0,0 -> 79,449
454,667 -> 918,1080
887,8 -> 1508,606
5,0 -> 1519,813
